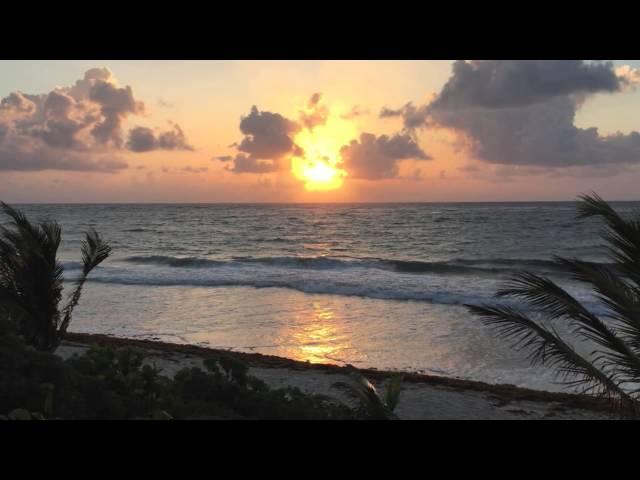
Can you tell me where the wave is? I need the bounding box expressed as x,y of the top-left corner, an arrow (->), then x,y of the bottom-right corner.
124,255 -> 226,268
122,228 -> 155,233
84,271 -> 495,305
119,254 -> 605,276
70,255 -> 605,311
253,237 -> 296,243
81,267 -> 604,313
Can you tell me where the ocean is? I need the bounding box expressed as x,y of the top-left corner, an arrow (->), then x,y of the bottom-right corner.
12,202 -> 637,392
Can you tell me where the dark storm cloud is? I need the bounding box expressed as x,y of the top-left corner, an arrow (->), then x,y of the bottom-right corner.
127,124 -> 193,152
0,67 -> 194,172
339,132 -> 431,180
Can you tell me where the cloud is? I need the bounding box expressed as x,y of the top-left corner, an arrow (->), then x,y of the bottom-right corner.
299,92 -> 328,130
339,133 -> 431,179
222,105 -> 300,174
0,92 -> 37,113
615,65 -> 640,90
0,67 -> 194,172
0,123 -> 8,142
182,166 -> 208,173
88,79 -> 144,147
431,95 -> 640,168
238,106 -> 300,159
341,105 -> 369,120
0,141 -> 126,172
158,97 -> 173,108
223,154 -> 281,174
380,102 -> 431,131
126,127 -> 156,152
378,60 -> 640,175
432,60 -> 633,111
382,61 -> 640,133
127,124 -> 193,152
428,61 -> 640,171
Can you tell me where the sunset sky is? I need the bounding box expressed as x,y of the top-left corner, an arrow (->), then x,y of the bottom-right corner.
1,60 -> 640,203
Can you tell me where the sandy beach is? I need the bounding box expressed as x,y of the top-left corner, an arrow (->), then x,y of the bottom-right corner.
58,333 -> 619,420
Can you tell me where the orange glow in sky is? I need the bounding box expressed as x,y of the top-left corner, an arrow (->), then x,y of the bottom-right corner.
290,107 -> 356,191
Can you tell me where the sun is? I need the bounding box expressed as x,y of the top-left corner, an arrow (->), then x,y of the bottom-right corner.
291,109 -> 356,191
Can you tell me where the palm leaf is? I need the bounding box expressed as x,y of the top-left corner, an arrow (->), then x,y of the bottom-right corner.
553,256 -> 640,354
496,271 -> 640,384
467,304 -> 632,401
577,193 -> 640,287
80,228 -> 112,276
467,194 -> 640,410
58,228 -> 111,343
0,203 -> 110,351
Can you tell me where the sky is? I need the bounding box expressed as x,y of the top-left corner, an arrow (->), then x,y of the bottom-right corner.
1,59 -> 640,203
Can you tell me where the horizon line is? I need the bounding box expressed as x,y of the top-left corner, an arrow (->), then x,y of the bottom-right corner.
7,199 -> 640,205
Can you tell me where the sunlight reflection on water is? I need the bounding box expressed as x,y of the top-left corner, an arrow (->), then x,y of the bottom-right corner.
71,283 -> 563,391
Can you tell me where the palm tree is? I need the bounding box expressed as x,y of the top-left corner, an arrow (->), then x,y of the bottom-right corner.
0,202 -> 111,352
466,194 -> 640,411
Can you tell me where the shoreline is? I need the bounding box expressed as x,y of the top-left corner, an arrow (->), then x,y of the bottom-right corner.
63,332 -> 621,417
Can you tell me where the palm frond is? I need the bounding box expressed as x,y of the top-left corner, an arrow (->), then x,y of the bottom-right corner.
58,228 -> 112,345
0,203 -> 64,349
554,256 -> 640,353
466,304 -> 632,401
81,228 -> 112,276
495,271 -> 640,384
577,193 -> 640,287
466,195 -> 640,411
0,203 -> 110,351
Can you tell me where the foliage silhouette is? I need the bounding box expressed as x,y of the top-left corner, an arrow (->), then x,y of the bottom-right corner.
0,202 -> 111,351
467,194 -> 640,412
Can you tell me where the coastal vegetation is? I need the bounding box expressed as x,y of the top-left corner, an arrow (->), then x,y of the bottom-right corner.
0,314 -> 405,419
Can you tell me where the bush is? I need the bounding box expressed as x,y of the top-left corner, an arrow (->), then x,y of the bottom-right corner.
0,323 -> 357,419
